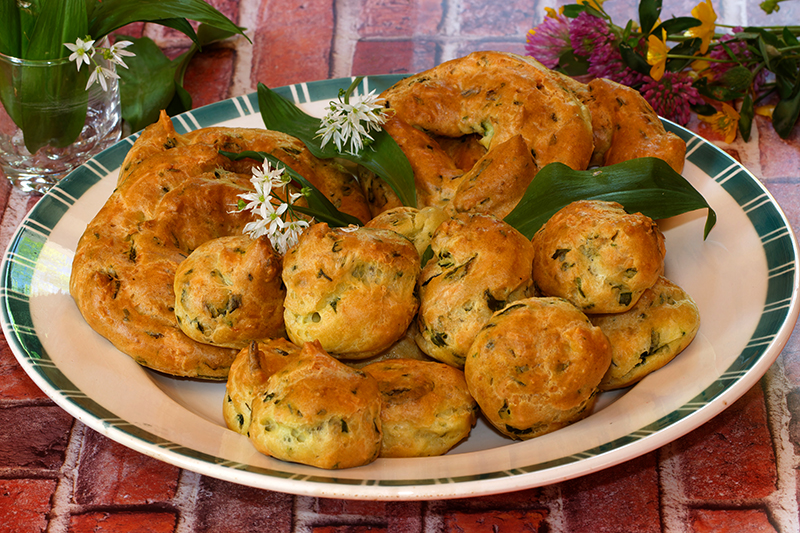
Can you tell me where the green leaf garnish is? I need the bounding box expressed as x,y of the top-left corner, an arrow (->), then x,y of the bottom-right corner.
219,150 -> 363,228
86,0 -> 247,46
256,81 -> 417,207
504,157 -> 717,240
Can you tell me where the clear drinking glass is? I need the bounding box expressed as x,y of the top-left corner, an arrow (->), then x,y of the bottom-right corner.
0,50 -> 122,194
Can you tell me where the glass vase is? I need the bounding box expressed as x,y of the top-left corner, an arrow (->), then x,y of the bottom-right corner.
0,51 -> 122,194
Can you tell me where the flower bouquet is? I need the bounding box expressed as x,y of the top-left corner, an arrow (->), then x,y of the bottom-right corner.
525,0 -> 800,142
0,0 -> 244,191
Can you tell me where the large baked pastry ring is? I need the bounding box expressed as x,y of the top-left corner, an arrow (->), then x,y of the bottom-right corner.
70,112 -> 371,379
380,51 -> 595,172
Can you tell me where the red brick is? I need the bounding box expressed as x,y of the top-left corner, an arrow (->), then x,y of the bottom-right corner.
674,384 -> 777,500
441,488 -> 544,511
0,479 -> 56,533
317,498 -> 386,516
193,475 -> 293,532
75,429 -> 179,506
0,162 -> 11,211
204,0 -> 240,23
352,40 -> 437,76
358,0 -> 445,37
251,0 -> 334,88
69,512 -> 177,533
459,0 -> 536,37
561,452 -> 660,533
113,22 -> 146,40
386,501 -> 423,532
444,509 -> 548,532
0,405 -> 73,470
689,508 -> 777,533
183,46 -> 237,108
0,342 -> 48,401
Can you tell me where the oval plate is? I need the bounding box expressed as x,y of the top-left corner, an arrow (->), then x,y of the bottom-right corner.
2,75 -> 798,500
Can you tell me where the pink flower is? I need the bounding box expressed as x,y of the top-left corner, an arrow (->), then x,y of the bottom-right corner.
567,12 -> 645,87
570,12 -> 612,58
587,40 -> 645,86
640,71 -> 704,125
525,13 -> 573,69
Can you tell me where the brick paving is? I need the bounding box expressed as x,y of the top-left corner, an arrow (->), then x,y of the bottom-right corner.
2,0 -> 800,531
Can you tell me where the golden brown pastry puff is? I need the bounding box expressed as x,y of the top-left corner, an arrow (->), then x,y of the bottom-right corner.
591,276 -> 700,390
282,223 -> 420,359
365,205 -> 449,258
362,358 -> 478,457
464,297 -> 612,440
415,213 -> 534,368
248,341 -> 383,469
532,200 -> 665,314
223,338 -> 301,436
173,235 -> 285,349
346,321 -> 435,370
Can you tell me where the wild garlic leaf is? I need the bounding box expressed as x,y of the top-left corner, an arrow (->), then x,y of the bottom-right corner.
504,157 -> 717,240
117,36 -> 184,132
25,0 -> 87,60
257,82 -> 417,207
219,150 -> 363,228
87,0 -> 246,45
0,0 -> 21,57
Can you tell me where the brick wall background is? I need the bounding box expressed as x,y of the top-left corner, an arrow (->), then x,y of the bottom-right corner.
2,0 -> 800,532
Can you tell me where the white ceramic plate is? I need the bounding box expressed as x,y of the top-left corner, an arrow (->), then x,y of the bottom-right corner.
2,75 -> 799,500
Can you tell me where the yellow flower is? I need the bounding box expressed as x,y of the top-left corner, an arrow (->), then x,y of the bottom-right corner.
577,0 -> 604,10
699,103 -> 740,143
685,0 -> 717,54
544,6 -> 564,17
691,58 -> 715,82
755,105 -> 775,119
647,29 -> 669,81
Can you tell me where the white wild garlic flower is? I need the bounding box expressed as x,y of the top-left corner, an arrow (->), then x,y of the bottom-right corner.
236,161 -> 310,255
316,88 -> 387,155
64,37 -> 135,91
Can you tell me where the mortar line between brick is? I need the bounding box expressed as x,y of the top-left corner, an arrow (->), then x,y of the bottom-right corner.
761,361 -> 800,532
229,1 -> 257,97
329,0 -> 359,79
46,420 -> 87,533
439,0 -> 463,62
173,469 -> 202,533
292,496 -> 315,533
293,496 -> 386,529
658,441 -> 690,533
541,483 -> 567,533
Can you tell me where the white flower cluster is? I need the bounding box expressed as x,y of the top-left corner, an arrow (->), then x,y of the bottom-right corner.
64,37 -> 135,91
236,161 -> 310,255
316,88 -> 387,155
